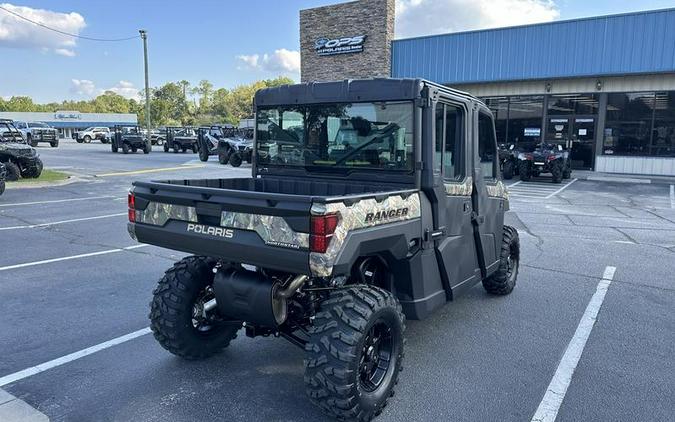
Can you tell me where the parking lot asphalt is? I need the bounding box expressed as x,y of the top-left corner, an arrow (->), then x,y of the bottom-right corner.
1,139 -> 674,421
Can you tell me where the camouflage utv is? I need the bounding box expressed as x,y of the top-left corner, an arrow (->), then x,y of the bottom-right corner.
0,119 -> 43,181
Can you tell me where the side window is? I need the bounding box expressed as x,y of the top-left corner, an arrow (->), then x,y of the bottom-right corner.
434,105 -> 444,174
478,112 -> 497,179
444,104 -> 463,180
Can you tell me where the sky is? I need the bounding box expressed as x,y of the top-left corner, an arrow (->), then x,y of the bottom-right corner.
1,0 -> 674,103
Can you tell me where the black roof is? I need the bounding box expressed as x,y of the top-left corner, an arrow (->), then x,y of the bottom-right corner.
254,78 -> 477,107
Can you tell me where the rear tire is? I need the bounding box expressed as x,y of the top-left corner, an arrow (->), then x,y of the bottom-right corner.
198,146 -> 209,162
28,135 -> 38,147
21,159 -> 43,179
163,142 -> 169,152
482,225 -> 519,295
84,135 -> 91,143
122,144 -> 130,154
0,181 -> 4,195
563,163 -> 571,179
305,285 -> 405,421
3,162 -> 20,181
229,153 -> 242,167
149,256 -> 240,360
173,143 -> 179,153
191,144 -> 198,154
111,143 -> 118,153
50,140 -> 59,148
143,144 -> 151,154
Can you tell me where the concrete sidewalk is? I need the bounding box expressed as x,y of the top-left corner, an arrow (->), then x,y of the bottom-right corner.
573,170 -> 675,185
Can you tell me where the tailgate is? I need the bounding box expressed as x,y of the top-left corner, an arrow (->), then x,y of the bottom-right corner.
129,180 -> 312,274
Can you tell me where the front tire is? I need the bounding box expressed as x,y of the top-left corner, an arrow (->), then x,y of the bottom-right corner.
149,256 -> 240,360
519,162 -> 531,181
83,135 -> 91,143
482,225 -> 519,295
218,151 -> 229,165
550,161 -> 563,184
502,160 -> 514,180
111,143 -> 118,153
3,162 -> 20,181
21,159 -> 43,178
305,285 -> 405,421
163,142 -> 169,152
122,143 -> 130,154
50,140 -> 59,148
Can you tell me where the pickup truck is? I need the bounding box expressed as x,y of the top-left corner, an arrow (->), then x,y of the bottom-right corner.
13,121 -> 59,147
128,78 -> 519,421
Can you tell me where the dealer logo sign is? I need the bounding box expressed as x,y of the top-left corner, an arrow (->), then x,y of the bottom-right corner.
315,35 -> 366,56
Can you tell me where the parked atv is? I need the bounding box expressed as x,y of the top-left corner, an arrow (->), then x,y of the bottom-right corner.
196,124 -> 236,162
499,144 -> 518,180
0,119 -> 43,181
518,142 -> 571,183
217,128 -> 253,167
162,127 -> 198,153
111,125 -> 151,154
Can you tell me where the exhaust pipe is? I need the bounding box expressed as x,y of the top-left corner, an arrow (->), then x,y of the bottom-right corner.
212,270 -> 309,327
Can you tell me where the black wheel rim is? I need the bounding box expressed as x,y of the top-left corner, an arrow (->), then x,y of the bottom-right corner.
359,319 -> 394,392
191,287 -> 218,333
506,244 -> 518,282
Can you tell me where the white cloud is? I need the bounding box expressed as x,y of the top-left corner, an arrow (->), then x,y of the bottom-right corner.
105,80 -> 140,100
55,48 -> 75,57
0,3 -> 86,55
70,79 -> 96,96
236,48 -> 301,75
395,0 -> 560,38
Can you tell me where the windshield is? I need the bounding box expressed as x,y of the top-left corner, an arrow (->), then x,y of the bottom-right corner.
256,101 -> 413,172
29,122 -> 48,128
0,122 -> 23,142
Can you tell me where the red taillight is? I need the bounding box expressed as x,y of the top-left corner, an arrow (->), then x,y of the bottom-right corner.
310,213 -> 339,253
128,192 -> 136,222
525,153 -> 534,160
548,155 -> 557,161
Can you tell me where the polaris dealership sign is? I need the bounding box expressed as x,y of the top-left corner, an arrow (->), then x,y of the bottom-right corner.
315,35 -> 366,56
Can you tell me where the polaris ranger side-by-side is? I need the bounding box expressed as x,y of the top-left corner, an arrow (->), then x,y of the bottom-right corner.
127,79 -> 519,421
111,125 -> 151,154
162,126 -> 198,153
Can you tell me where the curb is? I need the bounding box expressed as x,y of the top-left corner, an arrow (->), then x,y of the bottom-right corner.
0,389 -> 49,422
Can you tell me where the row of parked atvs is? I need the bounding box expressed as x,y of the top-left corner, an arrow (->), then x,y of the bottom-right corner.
499,142 -> 572,183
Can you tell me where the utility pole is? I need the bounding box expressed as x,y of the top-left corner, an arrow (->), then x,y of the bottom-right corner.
139,29 -> 151,148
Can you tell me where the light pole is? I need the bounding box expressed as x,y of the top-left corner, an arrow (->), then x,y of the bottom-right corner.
139,29 -> 151,148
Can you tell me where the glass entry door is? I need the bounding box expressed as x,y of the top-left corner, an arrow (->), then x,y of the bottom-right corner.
546,116 -> 596,170
571,118 -> 596,170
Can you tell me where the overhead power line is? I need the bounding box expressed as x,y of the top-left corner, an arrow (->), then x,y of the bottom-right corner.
0,5 -> 140,42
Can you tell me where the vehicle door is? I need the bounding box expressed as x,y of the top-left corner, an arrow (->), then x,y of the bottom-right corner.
433,99 -> 482,291
471,105 -> 505,276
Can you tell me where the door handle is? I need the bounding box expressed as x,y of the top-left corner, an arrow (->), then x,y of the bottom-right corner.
463,202 -> 471,213
471,212 -> 485,225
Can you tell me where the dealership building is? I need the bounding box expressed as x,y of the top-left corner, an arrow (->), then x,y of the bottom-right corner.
0,111 -> 137,139
300,1 -> 675,176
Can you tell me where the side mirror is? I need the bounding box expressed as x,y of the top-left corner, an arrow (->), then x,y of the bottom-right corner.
509,144 -> 515,151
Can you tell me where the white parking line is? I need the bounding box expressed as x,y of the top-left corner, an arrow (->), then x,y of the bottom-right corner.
0,213 -> 126,231
531,266 -> 616,422
0,195 -> 118,208
0,327 -> 151,387
670,185 -> 674,209
545,178 -> 578,199
0,244 -> 148,272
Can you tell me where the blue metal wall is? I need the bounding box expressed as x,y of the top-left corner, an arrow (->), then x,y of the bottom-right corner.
391,8 -> 675,84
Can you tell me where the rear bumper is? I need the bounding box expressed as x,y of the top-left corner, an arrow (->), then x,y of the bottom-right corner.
129,221 -> 311,274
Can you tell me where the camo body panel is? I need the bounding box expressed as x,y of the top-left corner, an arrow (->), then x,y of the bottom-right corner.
136,202 -> 198,226
309,192 -> 421,277
444,177 -> 473,196
135,201 -> 308,249
221,211 -> 309,249
486,180 -> 509,199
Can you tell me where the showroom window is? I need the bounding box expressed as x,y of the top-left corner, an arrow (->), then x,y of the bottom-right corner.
603,92 -> 655,156
548,93 -> 599,115
507,96 -> 543,150
652,92 -> 675,157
